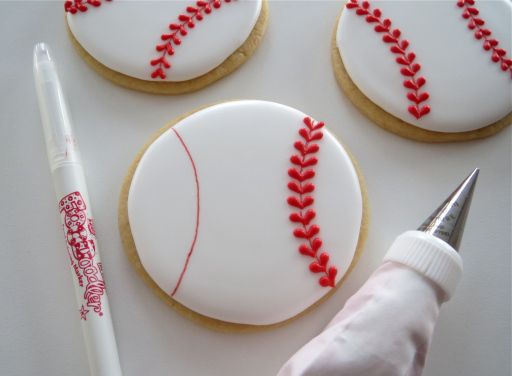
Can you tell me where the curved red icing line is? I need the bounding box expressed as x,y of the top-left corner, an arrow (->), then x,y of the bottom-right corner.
346,0 -> 431,119
457,0 -> 512,77
150,0 -> 233,80
170,128 -> 200,297
287,117 -> 338,288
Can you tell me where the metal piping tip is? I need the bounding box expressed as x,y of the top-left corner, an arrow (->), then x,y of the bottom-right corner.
417,168 -> 479,252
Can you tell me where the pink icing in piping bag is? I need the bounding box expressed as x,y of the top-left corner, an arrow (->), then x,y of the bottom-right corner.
277,169 -> 479,376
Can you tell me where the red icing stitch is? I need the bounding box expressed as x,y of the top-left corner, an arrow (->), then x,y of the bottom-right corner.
457,0 -> 512,77
64,0 -> 111,14
346,0 -> 431,119
287,117 -> 338,288
151,0 -> 233,80
170,128 -> 201,297
59,191 -> 106,320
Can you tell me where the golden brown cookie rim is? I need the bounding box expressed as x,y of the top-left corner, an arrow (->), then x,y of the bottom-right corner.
118,101 -> 370,332
66,0 -> 269,94
331,8 -> 511,143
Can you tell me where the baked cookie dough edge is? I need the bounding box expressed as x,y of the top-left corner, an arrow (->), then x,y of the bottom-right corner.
118,101 -> 370,333
331,8 -> 511,143
66,0 -> 269,95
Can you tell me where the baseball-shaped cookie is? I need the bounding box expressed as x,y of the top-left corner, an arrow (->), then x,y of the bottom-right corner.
65,0 -> 267,94
119,100 -> 368,331
333,0 -> 512,142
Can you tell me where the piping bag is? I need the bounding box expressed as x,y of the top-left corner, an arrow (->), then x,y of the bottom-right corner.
277,168 -> 479,376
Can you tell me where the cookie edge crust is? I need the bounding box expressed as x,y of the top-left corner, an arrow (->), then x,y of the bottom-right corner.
118,101 -> 370,332
331,8 -> 511,143
66,0 -> 269,95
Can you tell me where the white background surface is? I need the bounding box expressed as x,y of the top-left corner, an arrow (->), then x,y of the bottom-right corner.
0,1 -> 510,375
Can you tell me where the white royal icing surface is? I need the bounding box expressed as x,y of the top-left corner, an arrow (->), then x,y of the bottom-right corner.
127,100 -> 363,325
67,0 -> 262,81
337,0 -> 512,133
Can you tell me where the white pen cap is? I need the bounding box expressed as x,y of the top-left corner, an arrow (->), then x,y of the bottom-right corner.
34,43 -> 81,170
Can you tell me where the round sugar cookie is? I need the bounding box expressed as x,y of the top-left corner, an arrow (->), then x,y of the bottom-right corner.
333,0 -> 512,142
119,100 -> 368,331
65,0 -> 267,94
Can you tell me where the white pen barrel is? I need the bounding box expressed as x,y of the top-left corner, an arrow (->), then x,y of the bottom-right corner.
53,164 -> 122,376
34,46 -> 80,170
34,43 -> 122,376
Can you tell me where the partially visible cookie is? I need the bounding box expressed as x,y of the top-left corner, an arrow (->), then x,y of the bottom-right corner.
333,0 -> 512,142
119,100 -> 368,331
66,0 -> 268,94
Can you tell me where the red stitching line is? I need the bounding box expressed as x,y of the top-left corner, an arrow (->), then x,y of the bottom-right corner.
457,0 -> 512,77
287,117 -> 338,288
346,0 -> 431,119
150,0 -> 233,80
64,0 -> 111,13
170,128 -> 200,297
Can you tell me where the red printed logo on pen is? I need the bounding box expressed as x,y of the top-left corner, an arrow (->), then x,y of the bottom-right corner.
59,191 -> 106,320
